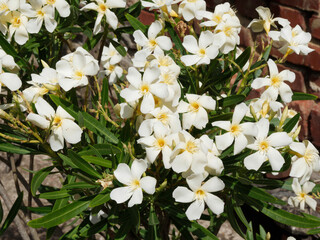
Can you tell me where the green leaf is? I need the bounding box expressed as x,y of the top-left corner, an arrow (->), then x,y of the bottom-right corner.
110,39 -> 127,57
62,182 -> 98,190
165,22 -> 184,54
0,192 -> 23,235
28,197 -> 91,228
246,222 -> 254,240
68,150 -> 102,179
148,205 -> 159,226
283,113 -> 300,133
89,191 -> 111,208
59,154 -> 78,169
0,201 -> 3,224
235,47 -> 251,69
50,95 -> 118,144
0,143 -> 38,154
80,220 -> 108,237
101,78 -> 109,107
38,190 -> 71,199
262,45 -> 272,61
225,198 -> 245,238
25,206 -> 52,215
218,95 -> 246,107
125,13 -> 148,33
292,92 -> 317,101
307,228 -> 320,234
31,166 -> 54,196
81,155 -> 112,168
79,143 -> 121,156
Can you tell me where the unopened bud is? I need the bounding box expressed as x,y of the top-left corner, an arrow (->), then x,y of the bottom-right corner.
266,232 -> 271,240
250,105 -> 258,121
170,10 -> 178,18
41,60 -> 50,68
292,125 -> 301,140
279,106 -> 288,128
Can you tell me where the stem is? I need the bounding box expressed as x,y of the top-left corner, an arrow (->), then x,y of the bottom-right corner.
28,155 -> 34,219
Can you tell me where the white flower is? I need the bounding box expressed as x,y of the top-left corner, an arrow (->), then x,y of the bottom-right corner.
177,93 -> 216,130
248,97 -> 283,119
26,97 -> 82,151
101,42 -> 124,65
138,105 -> 181,137
251,59 -> 295,103
103,62 -> 123,84
172,174 -> 225,220
200,135 -> 224,176
269,25 -> 313,56
26,0 -> 57,33
81,0 -> 125,33
244,118 -> 292,171
45,0 -> 70,17
137,131 -> 174,168
248,6 -> 289,34
0,48 -> 19,72
22,83 -> 49,103
213,15 -> 241,54
288,178 -> 317,211
133,20 -> 172,53
178,0 -> 206,22
289,140 -> 320,184
181,31 -> 220,66
57,50 -> 99,91
0,62 -> 22,92
89,210 -> 107,224
31,67 -> 59,90
212,103 -> 257,155
110,159 -> 156,207
200,2 -> 235,27
120,67 -> 168,114
171,130 -> 207,174
7,11 -> 29,45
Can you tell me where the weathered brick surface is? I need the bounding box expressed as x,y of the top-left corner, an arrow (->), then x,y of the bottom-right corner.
289,100 -> 315,140
310,103 -> 320,147
273,0 -> 320,12
309,74 -> 320,98
310,15 -> 320,40
235,0 -> 266,19
205,0 -> 229,10
138,10 -> 155,25
277,64 -> 306,93
270,47 -> 306,66
239,26 -> 253,47
270,3 -> 306,30
305,42 -> 320,71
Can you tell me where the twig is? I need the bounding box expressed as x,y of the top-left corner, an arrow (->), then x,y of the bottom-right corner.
9,153 -> 21,193
0,180 -> 31,240
28,155 -> 34,219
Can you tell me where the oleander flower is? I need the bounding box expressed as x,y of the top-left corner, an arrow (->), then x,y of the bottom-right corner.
244,118 -> 292,171
26,98 -> 82,151
181,31 -> 220,66
7,10 -> 30,45
200,2 -> 235,27
288,178 -> 317,211
173,174 -> 225,220
251,59 -> 295,103
133,20 -> 172,53
110,159 -> 156,207
212,103 -> 257,155
177,93 -> 216,130
178,0 -> 206,21
248,6 -> 289,34
0,62 -> 22,92
45,0 -> 70,17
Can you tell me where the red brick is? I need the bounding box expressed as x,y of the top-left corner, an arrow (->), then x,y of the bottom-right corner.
310,103 -> 320,148
239,26 -> 253,47
305,43 -> 320,71
277,64 -> 306,93
138,10 -> 155,25
273,0 -> 320,12
235,0 -> 266,19
205,0 -> 229,10
309,15 -> 320,40
288,100 -> 315,140
270,3 -> 306,30
270,47 -> 305,66
309,74 -> 320,98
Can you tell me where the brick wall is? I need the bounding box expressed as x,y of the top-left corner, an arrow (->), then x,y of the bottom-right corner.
138,0 -> 320,147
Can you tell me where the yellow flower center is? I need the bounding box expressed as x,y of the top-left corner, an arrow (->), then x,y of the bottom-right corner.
0,3 -> 8,11
108,65 -> 115,72
98,3 -> 107,13
187,0 -> 197,2
212,14 -> 222,23
157,113 -> 169,124
189,101 -> 200,112
74,70 -> 84,80
156,138 -> 165,149
271,75 -> 281,88
37,9 -> 45,17
198,48 -> 206,57
195,189 -> 206,200
299,192 -> 306,200
186,140 -> 197,153
259,140 -> 269,152
130,179 -> 140,190
12,17 -> 21,28
230,124 -> 241,136
223,26 -> 232,37
158,56 -> 171,67
52,116 -> 62,127
47,0 -> 56,4
149,39 -> 157,48
140,84 -> 150,94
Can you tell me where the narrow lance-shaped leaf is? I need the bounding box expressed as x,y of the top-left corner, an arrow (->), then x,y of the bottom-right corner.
31,166 -> 54,196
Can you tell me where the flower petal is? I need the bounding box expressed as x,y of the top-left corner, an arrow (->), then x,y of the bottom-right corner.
185,200 -> 204,220
140,176 -> 156,194
128,188 -> 143,207
267,147 -> 285,171
114,163 -> 132,185
244,151 -> 266,170
110,186 -> 132,204
172,186 -> 194,203
202,176 -> 225,193
205,193 -> 224,215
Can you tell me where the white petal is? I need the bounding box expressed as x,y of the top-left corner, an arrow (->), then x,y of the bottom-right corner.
215,132 -> 234,151
181,55 -> 201,66
150,83 -> 168,99
61,119 -> 82,144
212,121 -> 231,131
205,193 -> 224,215
133,30 -> 148,47
106,9 -> 118,29
114,163 -> 132,185
290,158 -> 307,178
202,176 -> 225,193
267,147 -> 285,171
256,118 -> 269,139
268,132 -> 292,148
172,151 -> 192,173
55,0 -> 70,17
172,186 -> 194,203
244,151 -> 266,170
205,45 -> 219,59
193,107 -> 208,129
148,20 -> 162,39
35,97 -> 55,118
140,93 -> 155,114
232,103 -> 248,124
182,35 -> 198,54
156,36 -> 172,51
186,174 -> 204,191
0,73 -> 22,91
267,59 -> 279,76
128,188 -> 143,207
199,95 -> 216,110
241,122 -> 258,137
48,128 -> 64,151
145,147 -> 160,163
305,196 -> 317,211
182,112 -> 196,130
131,159 -> 147,179
234,134 -> 248,155
26,113 -> 50,129
120,87 -> 141,103
14,26 -> 29,45
126,67 -> 142,89
110,186 -> 132,204
140,176 -> 156,194
251,77 -> 271,89
186,200 -> 204,220
199,31 -> 214,48
303,181 -> 316,194
279,83 -> 293,103
290,142 -> 306,156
